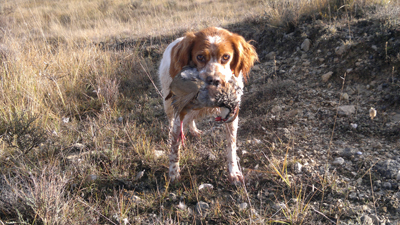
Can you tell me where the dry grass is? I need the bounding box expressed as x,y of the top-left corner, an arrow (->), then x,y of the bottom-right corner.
0,0 -> 399,224
1,0 -> 267,40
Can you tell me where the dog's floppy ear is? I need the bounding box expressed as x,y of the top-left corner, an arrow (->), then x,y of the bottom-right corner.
169,32 -> 196,78
230,34 -> 258,82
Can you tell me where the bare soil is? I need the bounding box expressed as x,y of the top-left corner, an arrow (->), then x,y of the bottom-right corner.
232,11 -> 400,224
2,5 -> 399,224
107,10 -> 400,224
143,11 -> 400,224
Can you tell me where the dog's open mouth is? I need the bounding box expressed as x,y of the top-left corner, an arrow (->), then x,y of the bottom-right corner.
215,104 -> 239,123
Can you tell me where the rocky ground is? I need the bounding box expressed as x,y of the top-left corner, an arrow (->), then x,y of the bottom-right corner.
2,2 -> 400,224
228,12 -> 400,224
127,10 -> 400,225
73,11 -> 400,224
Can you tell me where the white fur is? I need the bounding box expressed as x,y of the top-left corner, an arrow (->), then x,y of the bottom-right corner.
207,35 -> 222,44
159,37 -> 183,99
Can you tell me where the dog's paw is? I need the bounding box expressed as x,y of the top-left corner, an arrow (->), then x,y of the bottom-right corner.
190,129 -> 203,138
169,163 -> 181,182
189,126 -> 202,138
228,169 -> 244,185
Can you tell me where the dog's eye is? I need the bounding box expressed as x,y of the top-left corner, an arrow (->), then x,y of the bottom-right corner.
197,55 -> 205,62
222,54 -> 230,61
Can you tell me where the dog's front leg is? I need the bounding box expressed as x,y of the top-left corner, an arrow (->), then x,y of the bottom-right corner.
225,117 -> 244,185
169,117 -> 182,181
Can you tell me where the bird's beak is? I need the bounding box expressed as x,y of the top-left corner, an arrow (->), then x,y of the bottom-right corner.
222,105 -> 239,123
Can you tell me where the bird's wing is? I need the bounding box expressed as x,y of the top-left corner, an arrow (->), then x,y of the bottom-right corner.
171,92 -> 198,117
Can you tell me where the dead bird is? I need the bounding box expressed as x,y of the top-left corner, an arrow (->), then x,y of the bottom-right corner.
165,66 -> 241,143
166,66 -> 240,121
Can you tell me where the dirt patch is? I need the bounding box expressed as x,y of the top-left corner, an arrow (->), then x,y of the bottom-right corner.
228,11 -> 400,224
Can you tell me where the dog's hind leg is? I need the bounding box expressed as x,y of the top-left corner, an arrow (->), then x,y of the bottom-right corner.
182,110 -> 202,137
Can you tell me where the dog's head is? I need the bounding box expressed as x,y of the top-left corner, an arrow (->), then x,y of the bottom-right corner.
169,27 -> 258,85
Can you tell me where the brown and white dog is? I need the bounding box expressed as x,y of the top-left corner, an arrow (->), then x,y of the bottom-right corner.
159,27 -> 258,184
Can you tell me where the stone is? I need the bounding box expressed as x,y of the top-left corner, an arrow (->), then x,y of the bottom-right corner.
266,51 -> 276,60
336,44 -> 349,55
252,64 -> 261,71
177,202 -> 187,210
349,192 -> 357,200
373,142 -> 383,149
239,202 -> 248,210
338,105 -> 356,116
272,202 -> 286,210
62,117 -> 70,123
360,214 -> 375,225
397,171 -> 400,181
195,201 -> 210,215
154,150 -> 165,158
131,195 -> 141,203
287,109 -> 298,117
135,169 -> 145,181
294,162 -> 302,174
383,182 -> 392,189
390,113 -> 400,123
339,148 -> 357,158
369,107 -> 377,120
271,105 -> 282,113
72,143 -> 86,151
301,38 -> 311,52
88,174 -> 99,181
169,193 -> 177,201
340,93 -> 349,101
198,183 -> 214,190
333,157 -> 345,165
375,160 -> 400,179
322,71 -> 333,82
369,214 -> 380,225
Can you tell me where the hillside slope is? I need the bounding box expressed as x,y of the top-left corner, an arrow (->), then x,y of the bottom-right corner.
1,1 -> 400,224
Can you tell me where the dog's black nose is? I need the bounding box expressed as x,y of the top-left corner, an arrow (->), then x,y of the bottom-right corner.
206,76 -> 220,86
